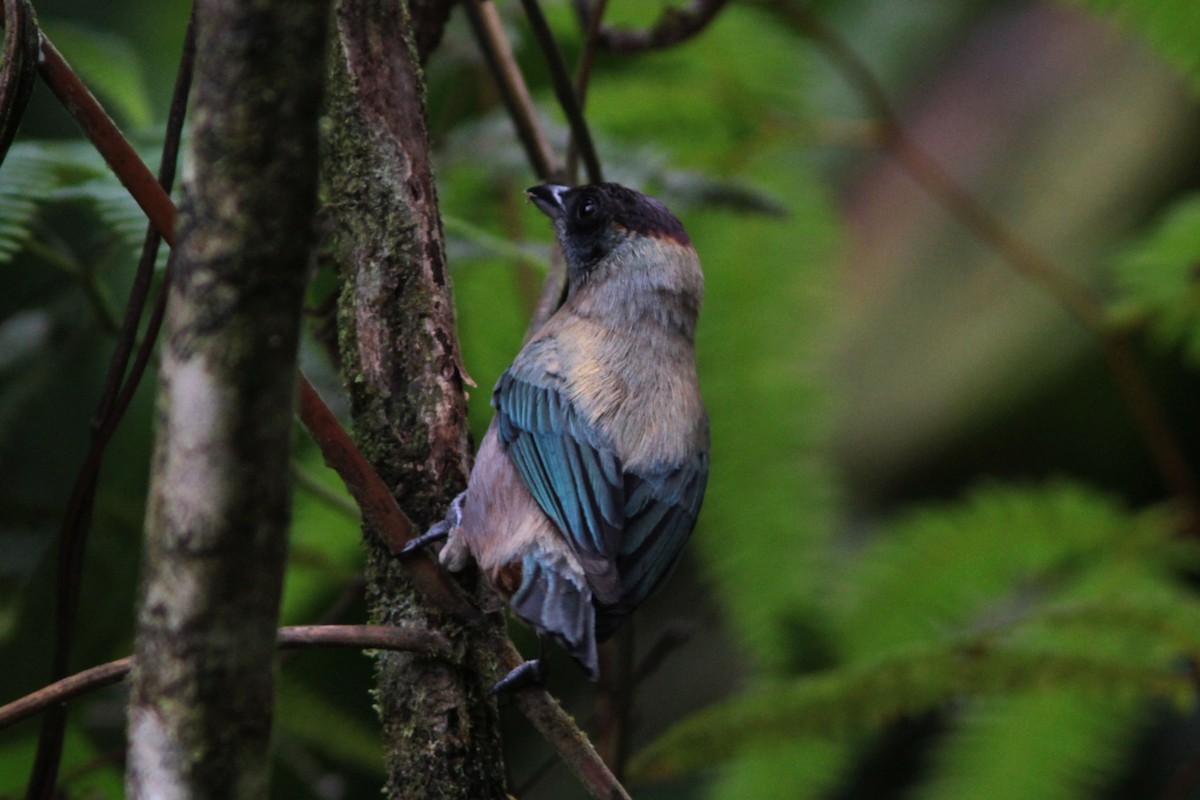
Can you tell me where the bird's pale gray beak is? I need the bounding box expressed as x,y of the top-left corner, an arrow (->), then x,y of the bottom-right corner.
527,184 -> 571,220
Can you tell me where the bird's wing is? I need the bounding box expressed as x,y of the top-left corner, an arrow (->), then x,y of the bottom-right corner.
493,369 -> 625,564
494,370 -> 709,615
617,446 -> 708,610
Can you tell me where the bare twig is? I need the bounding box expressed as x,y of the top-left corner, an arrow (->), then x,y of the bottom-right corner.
566,0 -> 608,181
461,0 -> 570,330
462,0 -> 561,181
794,8 -> 1200,531
595,0 -> 728,53
518,0 -> 602,183
0,626 -> 456,732
296,378 -> 480,622
481,630 -> 633,800
37,34 -> 176,243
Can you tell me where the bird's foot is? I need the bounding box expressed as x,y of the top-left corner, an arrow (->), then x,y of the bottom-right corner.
490,659 -> 546,695
400,492 -> 465,555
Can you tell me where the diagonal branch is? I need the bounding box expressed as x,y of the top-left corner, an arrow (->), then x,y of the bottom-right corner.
518,0 -> 602,183
461,0 -> 569,329
297,379 -> 479,620
462,0 -> 561,181
566,0 -> 609,181
37,36 -> 176,244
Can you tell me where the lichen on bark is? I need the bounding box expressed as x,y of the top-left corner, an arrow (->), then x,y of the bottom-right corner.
321,1 -> 507,797
126,1 -> 331,798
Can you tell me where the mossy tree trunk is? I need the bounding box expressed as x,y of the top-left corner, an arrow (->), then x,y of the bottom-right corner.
322,1 -> 508,797
125,0 -> 331,797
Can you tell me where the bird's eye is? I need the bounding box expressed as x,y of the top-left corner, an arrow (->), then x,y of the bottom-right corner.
576,199 -> 597,221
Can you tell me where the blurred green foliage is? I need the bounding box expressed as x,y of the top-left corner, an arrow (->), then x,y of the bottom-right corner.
2,1 -> 1200,799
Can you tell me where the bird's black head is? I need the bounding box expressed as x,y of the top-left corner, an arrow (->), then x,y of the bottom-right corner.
527,183 -> 691,279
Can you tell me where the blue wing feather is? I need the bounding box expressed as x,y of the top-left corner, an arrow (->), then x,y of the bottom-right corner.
494,369 -> 708,635
495,371 -> 622,559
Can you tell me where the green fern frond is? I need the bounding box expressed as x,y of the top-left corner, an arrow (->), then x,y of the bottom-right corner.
1110,194 -> 1200,365
54,179 -> 159,263
0,146 -> 60,263
708,739 -> 851,800
916,693 -> 1143,800
832,483 -> 1174,660
0,140 -> 152,266
630,630 -> 1192,781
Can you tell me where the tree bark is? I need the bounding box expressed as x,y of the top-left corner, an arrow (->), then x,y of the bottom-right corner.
125,0 -> 330,797
322,1 -> 507,797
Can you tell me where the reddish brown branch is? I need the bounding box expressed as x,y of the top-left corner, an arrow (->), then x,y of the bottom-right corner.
37,35 -> 176,245
482,631 -> 634,800
0,626 -> 455,732
794,9 -> 1200,531
297,379 -> 480,622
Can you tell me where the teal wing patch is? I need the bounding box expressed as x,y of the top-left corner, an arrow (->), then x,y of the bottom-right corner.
494,370 -> 709,636
494,370 -> 623,560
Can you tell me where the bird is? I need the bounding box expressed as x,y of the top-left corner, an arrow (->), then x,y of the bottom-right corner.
406,182 -> 709,692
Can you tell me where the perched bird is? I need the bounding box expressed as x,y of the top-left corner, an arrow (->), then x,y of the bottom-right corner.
408,182 -> 709,691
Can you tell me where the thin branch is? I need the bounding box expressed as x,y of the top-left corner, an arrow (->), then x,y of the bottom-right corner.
566,0 -> 608,181
5,658 -> 133,733
518,0 -> 602,184
460,0 -> 570,330
481,630 -> 633,800
794,8 -> 1200,532
461,0 -> 561,181
0,626 -> 455,732
37,33 -> 176,245
277,625 -> 456,659
296,377 -> 481,622
595,0 -> 728,53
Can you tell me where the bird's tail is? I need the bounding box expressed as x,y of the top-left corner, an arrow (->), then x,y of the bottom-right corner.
510,552 -> 600,679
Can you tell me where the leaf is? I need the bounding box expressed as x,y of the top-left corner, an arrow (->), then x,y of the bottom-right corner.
917,693 -> 1144,800
0,145 -> 58,263
630,629 -> 1193,781
708,739 -> 851,800
1110,193 -> 1200,365
833,483 -> 1176,660
41,20 -> 155,128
